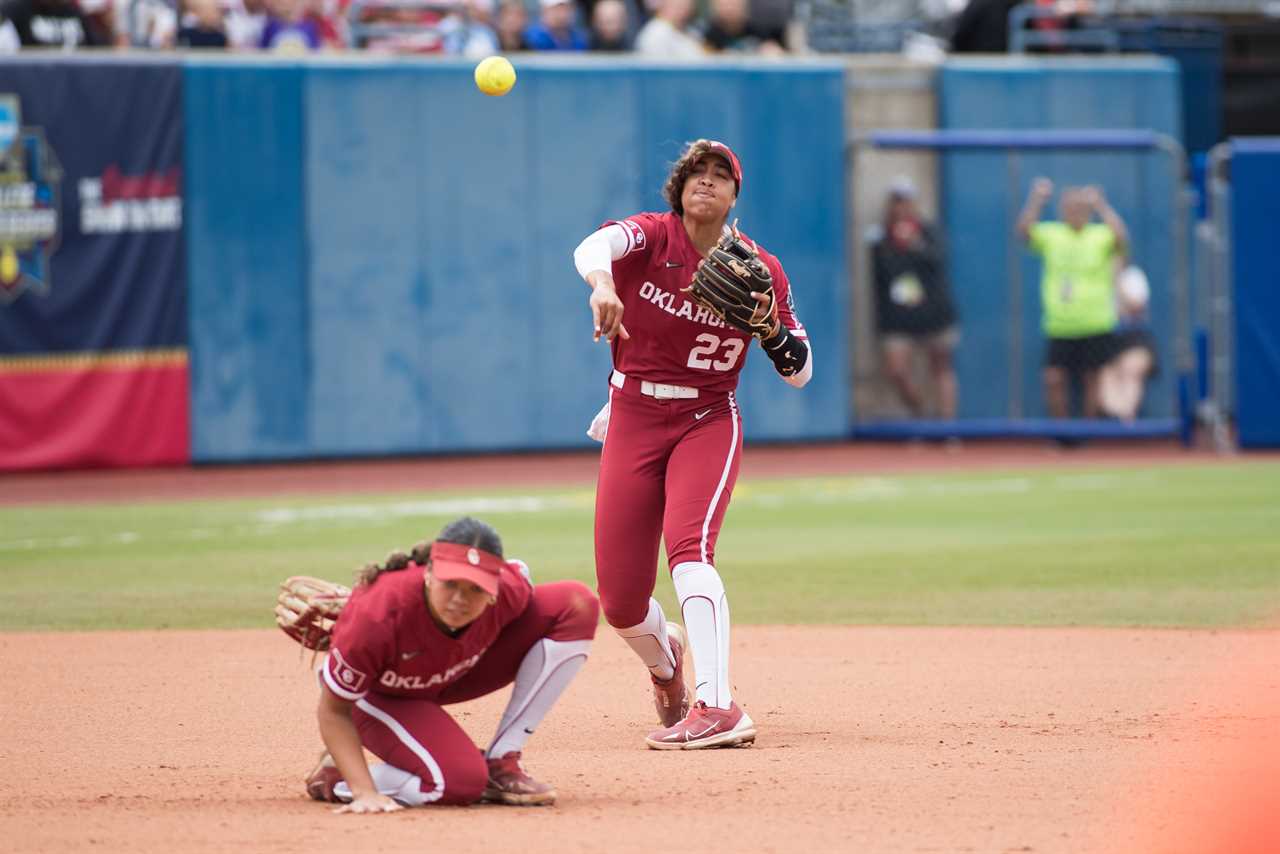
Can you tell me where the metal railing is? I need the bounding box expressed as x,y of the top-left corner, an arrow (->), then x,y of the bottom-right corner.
1195,142 -> 1235,451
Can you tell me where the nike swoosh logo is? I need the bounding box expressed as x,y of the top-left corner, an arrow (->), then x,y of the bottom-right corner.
693,409 -> 712,420
401,651 -> 421,660
664,260 -> 682,268
685,723 -> 719,740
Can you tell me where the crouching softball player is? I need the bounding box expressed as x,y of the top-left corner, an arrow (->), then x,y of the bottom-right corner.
276,516 -> 599,813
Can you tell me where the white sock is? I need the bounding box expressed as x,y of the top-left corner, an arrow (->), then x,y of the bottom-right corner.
613,597 -> 677,681
487,638 -> 591,758
333,763 -> 434,806
672,561 -> 731,710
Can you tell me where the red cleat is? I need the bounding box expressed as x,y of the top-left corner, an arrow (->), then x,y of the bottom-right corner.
482,752 -> 556,806
644,700 -> 757,750
651,624 -> 690,727
305,752 -> 345,802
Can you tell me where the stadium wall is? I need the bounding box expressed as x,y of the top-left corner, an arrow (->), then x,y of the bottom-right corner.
0,56 -> 1198,469
184,58 -> 850,462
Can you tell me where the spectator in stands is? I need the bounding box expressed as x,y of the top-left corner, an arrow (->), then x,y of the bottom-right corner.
259,0 -> 322,50
949,0 -> 1018,52
589,0 -> 628,50
223,0 -> 267,49
1017,177 -> 1129,419
307,0 -> 344,47
1098,264 -> 1158,423
634,0 -> 701,57
116,0 -> 177,47
699,0 -> 782,54
525,0 -> 588,50
870,176 -> 960,420
0,0 -> 114,47
495,0 -> 528,50
177,0 -> 228,47
746,0 -> 788,49
444,0 -> 501,56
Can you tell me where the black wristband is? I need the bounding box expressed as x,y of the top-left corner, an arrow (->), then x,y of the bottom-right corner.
761,325 -> 808,377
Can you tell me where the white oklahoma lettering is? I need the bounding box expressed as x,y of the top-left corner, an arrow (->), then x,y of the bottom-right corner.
379,653 -> 483,691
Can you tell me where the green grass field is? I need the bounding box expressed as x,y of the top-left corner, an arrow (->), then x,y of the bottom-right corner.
3,462 -> 1278,631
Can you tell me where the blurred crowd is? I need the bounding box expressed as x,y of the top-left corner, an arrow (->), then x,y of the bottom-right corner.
0,0 -> 794,54
1,0 -> 1259,55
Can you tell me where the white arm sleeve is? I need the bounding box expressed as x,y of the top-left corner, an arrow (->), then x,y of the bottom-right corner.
573,224 -> 631,282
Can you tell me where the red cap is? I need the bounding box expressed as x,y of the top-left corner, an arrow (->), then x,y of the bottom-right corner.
430,541 -> 502,596
706,140 -> 743,192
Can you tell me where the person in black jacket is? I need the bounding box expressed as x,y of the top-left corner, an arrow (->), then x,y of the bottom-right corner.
870,178 -> 960,419
950,0 -> 1019,52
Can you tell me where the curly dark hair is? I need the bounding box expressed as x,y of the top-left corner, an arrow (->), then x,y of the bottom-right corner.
663,139 -> 740,217
354,516 -> 504,586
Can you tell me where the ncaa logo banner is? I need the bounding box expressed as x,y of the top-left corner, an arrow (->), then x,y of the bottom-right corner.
0,95 -> 63,304
0,62 -> 189,471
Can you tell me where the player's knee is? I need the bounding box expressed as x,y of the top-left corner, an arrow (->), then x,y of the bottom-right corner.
600,592 -> 646,629
439,752 -> 489,805
560,581 -> 600,638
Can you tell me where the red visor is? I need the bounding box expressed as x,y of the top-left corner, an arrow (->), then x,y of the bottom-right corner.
706,140 -> 743,192
430,541 -> 503,596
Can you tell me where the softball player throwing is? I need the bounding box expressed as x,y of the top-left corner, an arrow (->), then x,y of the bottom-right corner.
299,517 -> 598,811
572,139 -> 812,749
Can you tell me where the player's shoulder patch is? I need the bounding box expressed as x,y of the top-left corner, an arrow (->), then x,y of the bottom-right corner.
618,218 -> 648,256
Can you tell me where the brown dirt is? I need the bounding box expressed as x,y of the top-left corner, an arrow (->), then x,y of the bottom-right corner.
0,439 -> 1260,507
3,626 -> 1277,854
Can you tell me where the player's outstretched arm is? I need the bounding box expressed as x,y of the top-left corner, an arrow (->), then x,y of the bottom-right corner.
317,685 -> 402,814
574,225 -> 630,343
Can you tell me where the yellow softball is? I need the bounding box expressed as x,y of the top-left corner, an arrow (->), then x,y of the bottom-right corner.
474,56 -> 516,97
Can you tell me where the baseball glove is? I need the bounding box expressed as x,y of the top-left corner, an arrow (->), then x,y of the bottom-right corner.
275,575 -> 351,652
683,223 -> 780,340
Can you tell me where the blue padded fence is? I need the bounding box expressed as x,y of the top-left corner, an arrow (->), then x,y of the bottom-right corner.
185,58 -> 850,462
937,58 -> 1183,426
1230,138 -> 1280,449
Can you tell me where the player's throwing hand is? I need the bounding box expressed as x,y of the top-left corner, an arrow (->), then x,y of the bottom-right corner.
588,272 -> 629,342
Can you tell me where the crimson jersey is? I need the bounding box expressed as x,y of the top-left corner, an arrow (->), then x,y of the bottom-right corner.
606,211 -> 808,392
322,562 -> 532,702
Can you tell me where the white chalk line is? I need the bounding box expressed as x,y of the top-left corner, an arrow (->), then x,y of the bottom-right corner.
0,472 -> 1163,552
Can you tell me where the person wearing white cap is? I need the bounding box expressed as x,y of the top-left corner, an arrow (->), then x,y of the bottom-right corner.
524,0 -> 588,50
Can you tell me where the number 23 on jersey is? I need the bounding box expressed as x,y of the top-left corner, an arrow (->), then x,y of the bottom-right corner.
687,333 -> 745,371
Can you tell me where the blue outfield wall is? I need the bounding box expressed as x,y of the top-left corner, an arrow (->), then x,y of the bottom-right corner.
1230,139 -> 1280,449
185,58 -> 850,462
938,58 -> 1183,420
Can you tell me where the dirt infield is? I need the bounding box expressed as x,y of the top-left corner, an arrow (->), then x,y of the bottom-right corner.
0,439 -> 1244,506
5,443 -> 1277,852
3,626 -> 1277,854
